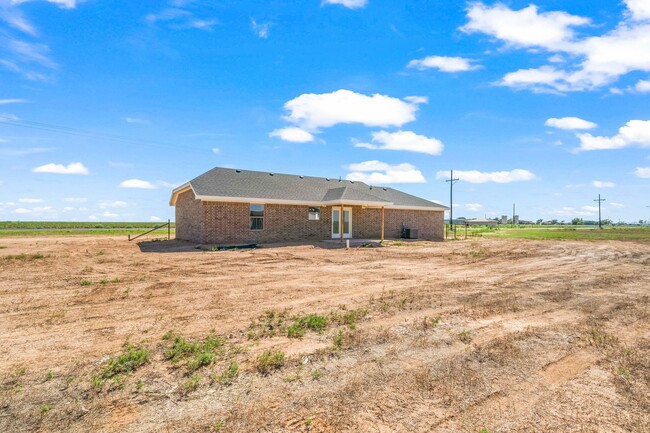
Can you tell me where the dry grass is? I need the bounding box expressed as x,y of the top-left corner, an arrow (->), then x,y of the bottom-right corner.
0,236 -> 648,432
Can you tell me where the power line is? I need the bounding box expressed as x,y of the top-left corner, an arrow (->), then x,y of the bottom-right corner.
0,115 -> 203,152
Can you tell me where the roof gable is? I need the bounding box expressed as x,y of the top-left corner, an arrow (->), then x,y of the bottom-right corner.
170,167 -> 448,210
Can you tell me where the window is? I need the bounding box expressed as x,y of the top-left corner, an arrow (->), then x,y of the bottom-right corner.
308,206 -> 320,221
250,204 -> 264,230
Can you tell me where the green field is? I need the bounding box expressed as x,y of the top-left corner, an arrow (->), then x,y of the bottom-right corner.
454,225 -> 650,241
0,221 -> 175,237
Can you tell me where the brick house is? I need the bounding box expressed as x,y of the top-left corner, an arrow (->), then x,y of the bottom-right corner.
170,167 -> 448,244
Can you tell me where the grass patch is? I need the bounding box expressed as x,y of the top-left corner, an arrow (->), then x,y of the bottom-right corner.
330,308 -> 368,330
214,361 -> 239,385
287,314 -> 328,338
459,329 -> 472,344
247,310 -> 289,340
40,404 -> 53,415
256,349 -> 285,375
164,332 -> 225,372
80,279 -> 93,286
101,343 -> 150,379
482,226 -> 650,241
4,252 -> 45,261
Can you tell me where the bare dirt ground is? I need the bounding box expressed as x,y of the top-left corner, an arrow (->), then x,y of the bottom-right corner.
0,236 -> 648,433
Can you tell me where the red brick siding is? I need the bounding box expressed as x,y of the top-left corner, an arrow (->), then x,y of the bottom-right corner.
175,189 -> 204,243
384,208 -> 444,241
176,198 -> 445,244
201,202 -> 333,244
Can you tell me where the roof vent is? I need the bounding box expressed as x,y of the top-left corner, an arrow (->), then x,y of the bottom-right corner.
338,176 -> 341,182
383,187 -> 387,191
299,175 -> 304,179
350,181 -> 354,184
369,186 -> 373,190
235,170 -> 241,173
326,178 -> 330,181
269,173 -> 274,176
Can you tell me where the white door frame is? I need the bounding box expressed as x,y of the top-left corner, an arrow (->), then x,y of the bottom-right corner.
332,207 -> 352,239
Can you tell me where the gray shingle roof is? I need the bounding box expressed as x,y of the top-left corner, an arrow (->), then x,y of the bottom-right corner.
173,167 -> 447,210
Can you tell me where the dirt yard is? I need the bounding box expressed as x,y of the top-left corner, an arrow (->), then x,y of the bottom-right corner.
0,236 -> 648,432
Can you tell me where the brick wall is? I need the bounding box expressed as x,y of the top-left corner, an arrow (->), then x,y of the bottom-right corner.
201,202 -> 333,244
384,208 -> 444,241
175,189 -> 204,242
176,197 -> 445,244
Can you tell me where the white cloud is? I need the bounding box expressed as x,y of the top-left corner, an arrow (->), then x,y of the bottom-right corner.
282,89 -> 423,131
64,197 -> 87,203
635,166 -> 650,178
461,3 -> 589,49
250,19 -> 270,38
346,160 -> 426,184
636,79 -> 650,92
592,180 -> 616,188
119,179 -> 157,189
32,162 -> 89,175
98,200 -> 128,209
436,169 -> 536,184
125,117 -> 150,124
97,211 -> 118,219
610,202 -> 625,208
150,216 -> 162,222
63,206 -> 74,211
0,147 -> 53,156
354,130 -> 443,155
545,117 -> 597,130
577,120 -> 650,151
18,198 -> 44,203
625,0 -> 650,21
211,147 -> 220,154
404,96 -> 429,104
464,203 -> 483,211
0,98 -> 28,104
322,0 -> 367,9
582,205 -> 600,213
464,2 -> 650,92
269,127 -> 315,143
407,56 -> 479,72
146,5 -> 218,31
14,207 -> 31,214
0,113 -> 20,122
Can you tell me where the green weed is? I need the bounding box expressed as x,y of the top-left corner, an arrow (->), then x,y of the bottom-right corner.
40,404 -> 53,414
101,343 -> 150,380
215,361 -> 239,385
256,349 -> 285,375
4,253 -> 45,261
459,329 -> 472,344
287,314 -> 328,338
80,280 -> 92,286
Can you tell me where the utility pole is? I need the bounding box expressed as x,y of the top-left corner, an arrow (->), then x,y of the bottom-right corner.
446,170 -> 459,239
512,203 -> 515,225
594,194 -> 606,229
646,206 -> 649,226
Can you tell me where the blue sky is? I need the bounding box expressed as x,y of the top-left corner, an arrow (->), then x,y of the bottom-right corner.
1,0 -> 649,223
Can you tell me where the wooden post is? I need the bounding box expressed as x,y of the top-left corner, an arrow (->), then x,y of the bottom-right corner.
381,206 -> 385,242
340,204 -> 344,242
168,219 -> 171,240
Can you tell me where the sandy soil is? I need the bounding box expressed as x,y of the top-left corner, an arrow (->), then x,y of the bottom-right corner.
0,235 -> 648,432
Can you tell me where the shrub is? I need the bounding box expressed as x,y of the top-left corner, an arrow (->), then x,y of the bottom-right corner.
101,343 -> 150,379
256,349 -> 285,375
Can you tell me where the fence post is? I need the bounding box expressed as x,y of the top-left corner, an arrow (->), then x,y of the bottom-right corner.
168,219 -> 170,240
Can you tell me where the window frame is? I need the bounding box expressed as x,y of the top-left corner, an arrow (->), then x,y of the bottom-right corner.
250,204 -> 264,231
308,206 -> 320,221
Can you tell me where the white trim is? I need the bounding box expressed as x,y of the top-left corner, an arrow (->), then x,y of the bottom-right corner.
169,185 -> 449,211
386,205 -> 447,211
332,207 -> 352,239
169,182 -> 193,206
